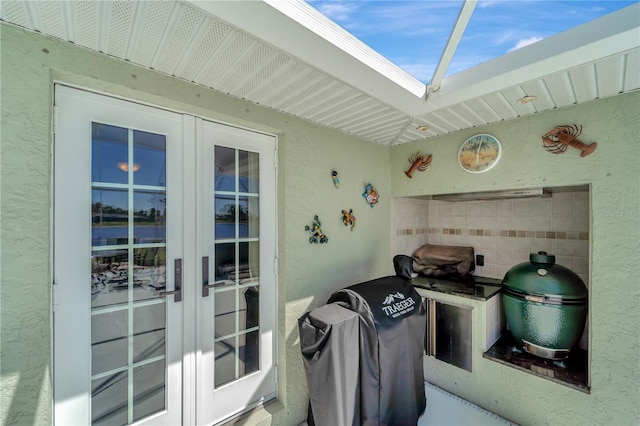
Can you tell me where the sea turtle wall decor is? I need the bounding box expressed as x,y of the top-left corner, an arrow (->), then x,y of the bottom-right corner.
362,183 -> 379,208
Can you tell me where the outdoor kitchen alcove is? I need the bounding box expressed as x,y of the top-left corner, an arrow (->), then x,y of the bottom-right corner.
484,186 -> 590,393
393,185 -> 591,392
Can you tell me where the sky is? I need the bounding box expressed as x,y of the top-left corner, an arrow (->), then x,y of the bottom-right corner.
306,1 -> 637,83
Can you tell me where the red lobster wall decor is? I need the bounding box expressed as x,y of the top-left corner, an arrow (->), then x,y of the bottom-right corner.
404,152 -> 432,178
542,124 -> 597,157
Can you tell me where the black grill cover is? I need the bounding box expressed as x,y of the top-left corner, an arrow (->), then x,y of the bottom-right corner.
327,275 -> 426,425
299,304 -> 361,426
300,255 -> 426,426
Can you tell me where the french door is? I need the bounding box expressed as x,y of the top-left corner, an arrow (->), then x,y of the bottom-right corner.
53,85 -> 277,425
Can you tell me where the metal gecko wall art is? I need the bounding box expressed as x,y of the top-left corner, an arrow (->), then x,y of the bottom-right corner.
341,209 -> 357,231
542,124 -> 597,157
304,215 -> 328,244
404,152 -> 432,178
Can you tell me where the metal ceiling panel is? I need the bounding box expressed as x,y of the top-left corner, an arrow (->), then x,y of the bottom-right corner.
544,73 -> 577,108
420,112 -> 459,135
130,2 -> 176,67
446,104 -> 486,129
74,1 -> 100,51
38,0 -> 67,40
459,98 -> 501,125
106,1 -> 135,59
275,72 -> 335,111
519,80 -> 554,111
0,0 -> 638,146
570,64 -> 598,104
624,49 -> 640,91
481,92 -> 519,121
595,55 -> 626,99
178,20 -> 233,82
1,1 -> 28,28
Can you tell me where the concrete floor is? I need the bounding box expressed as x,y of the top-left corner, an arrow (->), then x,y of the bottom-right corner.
418,382 -> 516,426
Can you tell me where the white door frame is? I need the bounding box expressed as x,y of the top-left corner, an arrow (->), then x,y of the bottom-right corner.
195,118 -> 278,425
53,84 -> 185,425
53,84 -> 278,425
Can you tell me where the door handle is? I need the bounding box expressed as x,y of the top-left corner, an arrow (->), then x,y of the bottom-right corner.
159,259 -> 182,302
429,299 -> 436,356
202,256 -> 218,297
202,256 -> 230,297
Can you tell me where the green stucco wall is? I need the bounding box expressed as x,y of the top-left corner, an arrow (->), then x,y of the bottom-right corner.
1,23 -> 391,425
2,20 -> 639,426
391,92 -> 640,425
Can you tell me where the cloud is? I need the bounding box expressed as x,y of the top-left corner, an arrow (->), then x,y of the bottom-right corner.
508,36 -> 543,52
313,1 -> 360,22
478,1 -> 498,9
310,1 -> 461,38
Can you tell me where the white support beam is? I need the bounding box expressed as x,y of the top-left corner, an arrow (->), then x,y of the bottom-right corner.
428,0 -> 477,96
427,3 -> 640,110
187,0 -> 429,114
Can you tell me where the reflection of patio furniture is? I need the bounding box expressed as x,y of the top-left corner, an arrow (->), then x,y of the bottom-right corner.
217,263 -> 258,281
106,237 -> 129,246
244,287 -> 259,373
213,287 -> 260,377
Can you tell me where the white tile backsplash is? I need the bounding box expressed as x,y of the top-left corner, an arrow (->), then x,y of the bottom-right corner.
393,189 -> 590,284
391,191 -> 593,353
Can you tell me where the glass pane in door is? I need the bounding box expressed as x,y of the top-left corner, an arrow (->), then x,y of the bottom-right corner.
213,146 -> 261,388
90,122 -> 168,425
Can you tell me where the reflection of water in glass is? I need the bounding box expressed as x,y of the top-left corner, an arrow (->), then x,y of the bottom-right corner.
92,226 -> 166,245
215,223 -> 249,239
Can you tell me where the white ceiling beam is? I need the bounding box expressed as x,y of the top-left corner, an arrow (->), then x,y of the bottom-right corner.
186,0 -> 430,115
427,0 -> 477,96
427,3 -> 640,111
186,1 -> 638,121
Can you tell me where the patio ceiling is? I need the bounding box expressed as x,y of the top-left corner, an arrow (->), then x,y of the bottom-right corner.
1,0 -> 638,145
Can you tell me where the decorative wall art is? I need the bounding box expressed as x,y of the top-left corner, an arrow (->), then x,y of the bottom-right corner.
341,209 -> 357,231
304,215 -> 328,244
458,134 -> 502,173
331,170 -> 340,188
404,152 -> 432,178
542,124 -> 597,157
362,183 -> 379,207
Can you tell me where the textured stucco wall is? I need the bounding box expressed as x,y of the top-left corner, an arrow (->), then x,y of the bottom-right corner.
0,23 -> 391,426
391,92 -> 640,425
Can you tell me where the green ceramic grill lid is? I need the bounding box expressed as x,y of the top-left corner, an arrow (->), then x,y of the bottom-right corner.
502,251 -> 587,301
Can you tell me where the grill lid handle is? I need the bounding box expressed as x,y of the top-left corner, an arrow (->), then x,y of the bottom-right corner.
530,251 -> 556,264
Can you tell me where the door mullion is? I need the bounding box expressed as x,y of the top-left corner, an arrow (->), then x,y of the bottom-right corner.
127,128 -> 135,425
182,114 -> 198,426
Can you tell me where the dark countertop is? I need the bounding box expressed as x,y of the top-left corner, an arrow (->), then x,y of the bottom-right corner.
484,330 -> 589,392
412,275 -> 502,301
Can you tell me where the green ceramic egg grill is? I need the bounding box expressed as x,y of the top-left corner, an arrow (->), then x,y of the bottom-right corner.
502,251 -> 588,360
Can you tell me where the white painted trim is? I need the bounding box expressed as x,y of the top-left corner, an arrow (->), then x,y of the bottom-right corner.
428,0 -> 477,94
187,0 -> 639,117
187,0 -> 430,114
427,3 -> 640,110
